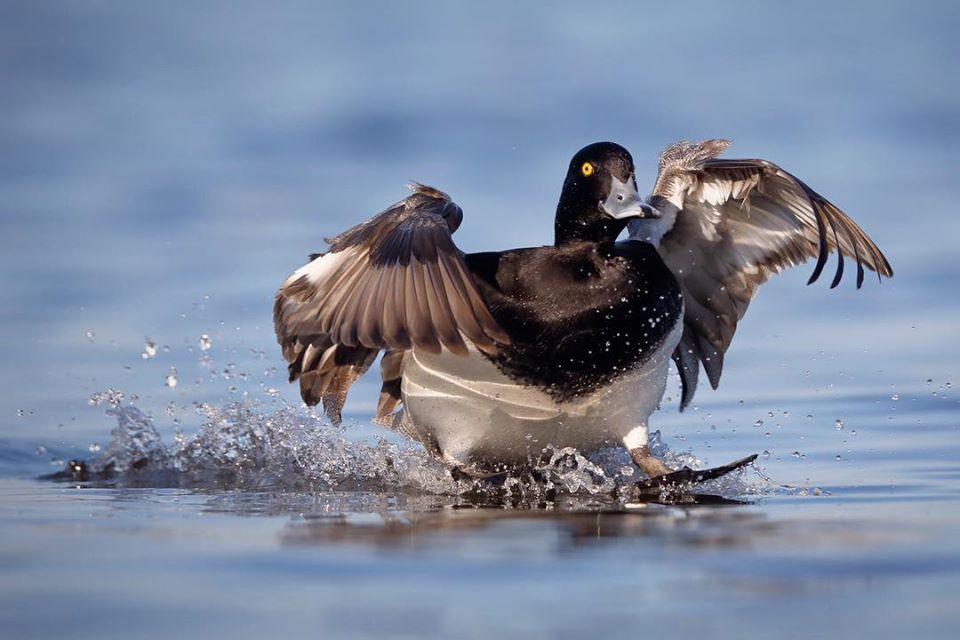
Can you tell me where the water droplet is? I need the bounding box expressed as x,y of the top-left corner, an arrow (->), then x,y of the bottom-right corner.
199,334 -> 212,351
165,368 -> 178,388
619,466 -> 635,477
791,451 -> 803,458
835,419 -> 844,431
142,339 -> 157,359
891,393 -> 899,401
88,388 -> 125,407
835,455 -> 842,461
88,442 -> 101,453
16,408 -> 25,417
84,330 -> 95,341
753,419 -> 764,428
35,446 -> 47,456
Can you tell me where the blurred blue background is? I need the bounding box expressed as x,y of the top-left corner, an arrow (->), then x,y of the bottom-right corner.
0,0 -> 957,447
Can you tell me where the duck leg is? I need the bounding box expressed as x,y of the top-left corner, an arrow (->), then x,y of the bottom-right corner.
629,445 -> 672,477
623,424 -> 671,476
623,425 -> 757,490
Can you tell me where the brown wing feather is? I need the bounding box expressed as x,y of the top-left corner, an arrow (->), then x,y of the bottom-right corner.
641,140 -> 892,409
274,183 -> 508,423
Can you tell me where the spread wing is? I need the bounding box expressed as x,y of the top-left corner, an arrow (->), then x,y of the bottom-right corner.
274,183 -> 509,422
629,139 -> 893,409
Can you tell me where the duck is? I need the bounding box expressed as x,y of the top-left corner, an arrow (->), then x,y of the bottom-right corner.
273,140 -> 892,481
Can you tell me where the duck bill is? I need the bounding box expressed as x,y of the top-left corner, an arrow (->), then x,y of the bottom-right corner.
601,176 -> 660,220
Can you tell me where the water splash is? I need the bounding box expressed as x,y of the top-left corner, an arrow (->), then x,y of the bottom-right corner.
101,405 -> 173,473
60,393 -> 763,503
70,400 -> 455,493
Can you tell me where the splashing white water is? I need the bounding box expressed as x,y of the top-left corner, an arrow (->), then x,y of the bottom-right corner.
80,400 -> 454,493
77,391 -> 762,500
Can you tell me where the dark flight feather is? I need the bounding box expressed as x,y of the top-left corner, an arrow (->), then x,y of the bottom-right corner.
638,140 -> 893,410
274,183 -> 508,422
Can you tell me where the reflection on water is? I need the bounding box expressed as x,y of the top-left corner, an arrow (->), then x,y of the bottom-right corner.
3,475 -> 957,640
280,498 -> 763,551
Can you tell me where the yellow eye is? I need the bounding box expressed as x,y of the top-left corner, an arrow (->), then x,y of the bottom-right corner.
581,162 -> 594,177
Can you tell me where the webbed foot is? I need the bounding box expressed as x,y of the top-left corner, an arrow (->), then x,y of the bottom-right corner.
634,454 -> 758,492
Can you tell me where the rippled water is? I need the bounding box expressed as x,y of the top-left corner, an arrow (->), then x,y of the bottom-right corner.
2,2 -> 960,639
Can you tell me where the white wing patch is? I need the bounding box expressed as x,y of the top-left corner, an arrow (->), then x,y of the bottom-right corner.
286,247 -> 360,286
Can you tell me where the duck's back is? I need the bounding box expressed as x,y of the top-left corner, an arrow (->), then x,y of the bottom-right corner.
399,240 -> 684,474
467,239 -> 683,400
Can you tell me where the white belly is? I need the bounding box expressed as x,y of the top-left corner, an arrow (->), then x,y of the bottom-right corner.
400,320 -> 681,473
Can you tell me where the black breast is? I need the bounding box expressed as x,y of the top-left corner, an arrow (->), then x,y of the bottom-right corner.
465,240 -> 682,401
